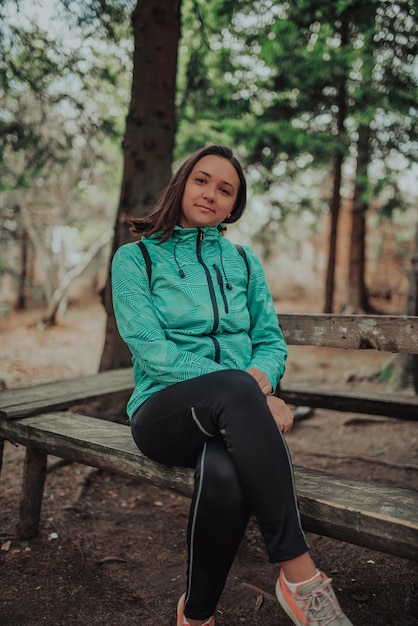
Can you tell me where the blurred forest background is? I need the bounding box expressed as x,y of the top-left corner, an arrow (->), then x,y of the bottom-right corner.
0,0 -> 417,371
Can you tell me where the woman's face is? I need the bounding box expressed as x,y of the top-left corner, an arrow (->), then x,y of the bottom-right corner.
179,155 -> 240,229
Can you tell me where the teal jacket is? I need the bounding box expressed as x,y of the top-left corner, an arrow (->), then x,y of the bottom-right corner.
111,226 -> 288,418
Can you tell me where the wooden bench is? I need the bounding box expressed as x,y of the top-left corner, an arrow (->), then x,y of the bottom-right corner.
1,314 -> 417,563
278,314 -> 418,420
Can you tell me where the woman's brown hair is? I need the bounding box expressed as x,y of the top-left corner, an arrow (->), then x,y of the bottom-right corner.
129,145 -> 247,241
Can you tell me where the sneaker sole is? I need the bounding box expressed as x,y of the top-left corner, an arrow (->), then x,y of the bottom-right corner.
177,594 -> 215,626
275,578 -> 303,626
177,593 -> 186,626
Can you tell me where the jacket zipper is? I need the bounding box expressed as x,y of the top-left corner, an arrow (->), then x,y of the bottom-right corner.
196,229 -> 221,362
196,230 -> 219,332
211,336 -> 221,363
213,264 -> 229,313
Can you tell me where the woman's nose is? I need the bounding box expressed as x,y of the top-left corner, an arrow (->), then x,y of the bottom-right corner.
203,188 -> 215,201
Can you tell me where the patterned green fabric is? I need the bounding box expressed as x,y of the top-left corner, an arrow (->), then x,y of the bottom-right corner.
112,226 -> 288,418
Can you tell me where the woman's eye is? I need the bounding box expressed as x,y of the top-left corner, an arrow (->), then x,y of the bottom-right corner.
220,188 -> 230,195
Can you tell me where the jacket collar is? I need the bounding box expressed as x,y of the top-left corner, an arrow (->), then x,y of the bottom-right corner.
172,225 -> 225,240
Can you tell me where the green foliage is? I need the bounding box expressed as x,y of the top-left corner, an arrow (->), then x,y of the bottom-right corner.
176,0 -> 417,232
379,360 -> 399,385
1,0 -> 417,265
0,0 -> 132,306
0,0 -> 132,192
59,0 -> 134,41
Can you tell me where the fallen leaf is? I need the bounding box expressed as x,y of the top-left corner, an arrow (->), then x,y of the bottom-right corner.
255,594 -> 264,612
97,556 -> 128,564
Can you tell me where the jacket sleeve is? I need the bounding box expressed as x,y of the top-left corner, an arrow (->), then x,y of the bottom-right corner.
243,246 -> 288,389
111,244 -> 225,385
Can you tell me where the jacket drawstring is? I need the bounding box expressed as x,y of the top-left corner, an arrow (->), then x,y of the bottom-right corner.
173,239 -> 185,278
173,229 -> 233,289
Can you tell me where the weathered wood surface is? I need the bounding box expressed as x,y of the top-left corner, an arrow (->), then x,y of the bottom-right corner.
279,314 -> 418,353
280,383 -> 418,420
1,412 -> 417,560
1,412 -> 193,498
295,468 -> 418,560
0,369 -> 134,420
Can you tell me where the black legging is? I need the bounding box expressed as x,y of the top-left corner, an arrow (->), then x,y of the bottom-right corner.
131,369 -> 309,621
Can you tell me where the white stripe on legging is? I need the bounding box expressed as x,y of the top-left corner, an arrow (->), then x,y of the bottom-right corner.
191,406 -> 215,437
186,441 -> 207,608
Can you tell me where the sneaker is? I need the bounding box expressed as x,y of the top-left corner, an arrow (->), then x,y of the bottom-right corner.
275,570 -> 353,625
177,593 -> 215,626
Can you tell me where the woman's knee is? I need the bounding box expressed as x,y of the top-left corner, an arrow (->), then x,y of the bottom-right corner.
215,369 -> 262,407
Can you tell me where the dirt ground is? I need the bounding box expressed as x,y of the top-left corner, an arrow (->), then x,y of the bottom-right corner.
0,301 -> 417,626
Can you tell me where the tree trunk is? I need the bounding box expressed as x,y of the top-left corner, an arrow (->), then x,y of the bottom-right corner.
324,153 -> 343,313
347,124 -> 372,313
16,229 -> 30,311
399,223 -> 418,392
323,13 -> 349,313
43,230 -> 113,327
17,195 -> 54,304
99,0 -> 181,372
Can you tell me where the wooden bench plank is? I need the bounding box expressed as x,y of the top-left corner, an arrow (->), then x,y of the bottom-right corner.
295,469 -> 418,560
1,412 -> 417,560
279,314 -> 418,353
0,412 -> 193,497
280,383 -> 418,421
0,369 -> 134,420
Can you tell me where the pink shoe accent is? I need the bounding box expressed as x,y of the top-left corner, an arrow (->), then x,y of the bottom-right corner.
177,593 -> 215,626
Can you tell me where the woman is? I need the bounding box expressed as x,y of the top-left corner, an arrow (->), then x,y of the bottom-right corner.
112,145 -> 353,626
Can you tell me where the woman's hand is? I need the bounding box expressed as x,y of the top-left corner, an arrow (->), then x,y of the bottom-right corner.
246,368 -> 293,432
246,367 -> 272,395
266,396 -> 294,433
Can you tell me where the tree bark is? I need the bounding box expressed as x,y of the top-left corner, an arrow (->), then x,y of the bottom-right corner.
324,153 -> 343,313
99,0 -> 181,372
399,223 -> 418,392
323,13 -> 349,313
16,229 -> 30,310
347,124 -> 372,313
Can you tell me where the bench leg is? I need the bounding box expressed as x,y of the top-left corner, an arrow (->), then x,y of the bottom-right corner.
16,447 -> 47,540
0,437 -> 4,476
